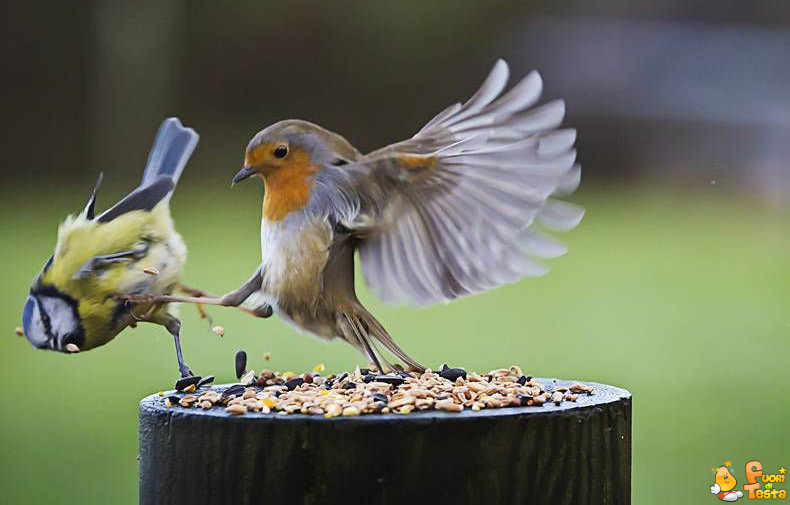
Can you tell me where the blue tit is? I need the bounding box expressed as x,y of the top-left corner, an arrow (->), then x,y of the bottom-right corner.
21,118 -> 201,379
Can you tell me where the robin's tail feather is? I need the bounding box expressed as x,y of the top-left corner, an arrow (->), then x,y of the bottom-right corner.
339,307 -> 424,373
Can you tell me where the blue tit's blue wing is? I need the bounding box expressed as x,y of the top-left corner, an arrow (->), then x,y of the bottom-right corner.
141,117 -> 199,187
97,176 -> 174,223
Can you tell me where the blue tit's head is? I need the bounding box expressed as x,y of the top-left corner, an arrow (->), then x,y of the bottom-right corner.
22,286 -> 85,353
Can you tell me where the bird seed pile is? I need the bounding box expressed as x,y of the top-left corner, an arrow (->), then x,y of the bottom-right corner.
162,365 -> 595,417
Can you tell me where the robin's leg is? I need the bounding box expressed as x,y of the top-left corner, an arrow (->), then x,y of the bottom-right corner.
117,292 -> 272,318
177,284 -> 215,325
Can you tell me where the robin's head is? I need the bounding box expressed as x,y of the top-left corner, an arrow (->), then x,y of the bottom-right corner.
232,120 -> 360,185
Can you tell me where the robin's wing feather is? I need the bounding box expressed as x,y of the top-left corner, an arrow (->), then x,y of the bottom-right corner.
312,60 -> 582,305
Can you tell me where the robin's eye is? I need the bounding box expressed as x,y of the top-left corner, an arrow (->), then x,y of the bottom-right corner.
274,145 -> 288,158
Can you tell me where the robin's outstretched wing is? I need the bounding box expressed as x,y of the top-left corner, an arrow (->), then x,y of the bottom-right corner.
313,60 -> 583,305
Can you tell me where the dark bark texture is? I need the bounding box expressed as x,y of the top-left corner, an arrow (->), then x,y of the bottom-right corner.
139,379 -> 631,505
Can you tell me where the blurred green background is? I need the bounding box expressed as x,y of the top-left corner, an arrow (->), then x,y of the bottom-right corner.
2,2 -> 789,504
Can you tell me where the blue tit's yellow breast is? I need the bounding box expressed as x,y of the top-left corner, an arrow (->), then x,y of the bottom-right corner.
43,202 -> 186,340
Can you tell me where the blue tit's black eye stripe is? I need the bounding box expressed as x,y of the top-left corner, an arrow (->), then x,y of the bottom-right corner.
28,285 -> 85,348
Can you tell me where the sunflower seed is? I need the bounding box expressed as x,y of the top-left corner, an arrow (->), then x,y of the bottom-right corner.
285,378 -> 304,391
374,375 -> 405,386
175,375 -> 201,392
235,350 -> 247,379
439,367 -> 467,382
222,384 -> 246,398
197,375 -> 215,387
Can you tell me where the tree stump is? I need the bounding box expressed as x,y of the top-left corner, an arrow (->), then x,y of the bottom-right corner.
139,379 -> 631,505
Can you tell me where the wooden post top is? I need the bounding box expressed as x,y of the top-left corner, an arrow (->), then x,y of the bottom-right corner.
140,378 -> 631,422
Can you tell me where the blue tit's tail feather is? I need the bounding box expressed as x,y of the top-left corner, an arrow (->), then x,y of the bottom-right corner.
141,118 -> 199,188
93,118 -> 198,223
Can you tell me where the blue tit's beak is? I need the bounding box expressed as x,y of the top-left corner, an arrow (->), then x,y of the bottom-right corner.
232,166 -> 257,186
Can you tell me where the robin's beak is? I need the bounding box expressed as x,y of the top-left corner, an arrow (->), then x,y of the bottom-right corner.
232,166 -> 257,186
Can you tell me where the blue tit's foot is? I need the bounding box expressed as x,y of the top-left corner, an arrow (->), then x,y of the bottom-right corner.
179,364 -> 195,379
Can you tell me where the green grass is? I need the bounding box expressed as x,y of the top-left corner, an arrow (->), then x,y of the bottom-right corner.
0,183 -> 787,504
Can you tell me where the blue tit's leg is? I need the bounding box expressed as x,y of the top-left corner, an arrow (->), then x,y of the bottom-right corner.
150,312 -> 194,378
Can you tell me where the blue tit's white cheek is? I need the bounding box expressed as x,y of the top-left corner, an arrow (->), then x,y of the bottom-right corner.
38,296 -> 79,349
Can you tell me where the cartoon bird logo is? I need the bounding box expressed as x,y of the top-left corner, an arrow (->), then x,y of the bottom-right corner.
711,464 -> 744,501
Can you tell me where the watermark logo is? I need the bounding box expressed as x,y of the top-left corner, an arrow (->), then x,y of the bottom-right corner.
710,461 -> 786,501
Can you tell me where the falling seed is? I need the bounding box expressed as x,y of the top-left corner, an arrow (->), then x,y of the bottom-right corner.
263,351 -> 272,361
15,327 -> 24,337
64,343 -> 80,353
143,267 -> 160,276
235,350 -> 247,379
212,326 -> 225,337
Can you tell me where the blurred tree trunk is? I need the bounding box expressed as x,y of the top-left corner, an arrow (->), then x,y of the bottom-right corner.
86,0 -> 186,183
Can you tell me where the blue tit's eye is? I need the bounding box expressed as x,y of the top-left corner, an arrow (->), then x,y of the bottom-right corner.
274,145 -> 288,158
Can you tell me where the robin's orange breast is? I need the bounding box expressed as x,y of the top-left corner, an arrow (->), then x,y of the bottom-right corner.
262,148 -> 321,222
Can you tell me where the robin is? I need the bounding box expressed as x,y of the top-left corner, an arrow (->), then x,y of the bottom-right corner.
133,60 -> 583,372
